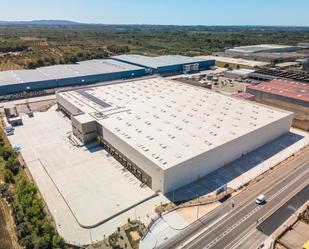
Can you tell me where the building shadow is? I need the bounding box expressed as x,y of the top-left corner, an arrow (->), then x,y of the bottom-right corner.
166,132 -> 304,202
84,141 -> 104,153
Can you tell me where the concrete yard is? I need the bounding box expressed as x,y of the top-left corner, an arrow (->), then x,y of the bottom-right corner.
7,105 -> 168,245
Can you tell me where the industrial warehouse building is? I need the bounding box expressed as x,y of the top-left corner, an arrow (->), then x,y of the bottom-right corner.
197,55 -> 270,69
57,78 -> 293,194
0,59 -> 145,96
225,44 -> 298,55
246,79 -> 309,130
112,54 -> 215,75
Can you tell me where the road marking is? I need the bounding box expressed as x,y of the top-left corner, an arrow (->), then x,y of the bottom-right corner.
226,181 -> 309,249
178,159 -> 309,249
202,168 -> 309,249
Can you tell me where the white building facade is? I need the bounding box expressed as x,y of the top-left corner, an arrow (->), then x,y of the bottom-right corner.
57,78 -> 293,194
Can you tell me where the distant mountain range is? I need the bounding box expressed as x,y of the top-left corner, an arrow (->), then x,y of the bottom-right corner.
0,20 -> 308,28
0,20 -> 82,25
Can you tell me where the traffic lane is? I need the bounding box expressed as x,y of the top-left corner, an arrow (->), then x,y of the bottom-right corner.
160,156 -> 309,249
185,166 -> 309,249
257,184 -> 309,236
157,199 -> 234,249
234,229 -> 267,249
211,173 -> 309,249
185,201 -> 261,249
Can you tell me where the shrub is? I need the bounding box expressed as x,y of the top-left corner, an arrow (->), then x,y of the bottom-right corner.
3,169 -> 14,183
19,235 -> 33,249
5,156 -> 20,175
52,235 -> 65,249
0,182 -> 9,196
35,234 -> 52,249
0,146 -> 14,161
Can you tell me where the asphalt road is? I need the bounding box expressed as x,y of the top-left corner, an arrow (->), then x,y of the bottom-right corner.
159,148 -> 309,249
258,184 -> 309,236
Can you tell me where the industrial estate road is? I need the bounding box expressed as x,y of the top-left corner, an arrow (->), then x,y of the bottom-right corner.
159,147 -> 309,249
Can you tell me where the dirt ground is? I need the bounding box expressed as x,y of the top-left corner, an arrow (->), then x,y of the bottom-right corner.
0,199 -> 21,249
129,230 -> 141,242
277,220 -> 309,249
211,77 -> 250,94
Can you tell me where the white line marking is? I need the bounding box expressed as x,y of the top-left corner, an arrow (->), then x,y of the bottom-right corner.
202,168 -> 309,249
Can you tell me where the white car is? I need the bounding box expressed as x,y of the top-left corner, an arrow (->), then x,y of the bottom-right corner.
256,194 -> 266,205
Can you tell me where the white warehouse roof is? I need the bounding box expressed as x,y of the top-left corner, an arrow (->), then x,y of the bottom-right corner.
58,78 -> 292,170
0,69 -> 51,86
0,59 -> 144,86
226,44 -> 298,54
112,54 -> 207,69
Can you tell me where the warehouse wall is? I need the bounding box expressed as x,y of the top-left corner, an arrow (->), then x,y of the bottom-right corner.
54,69 -> 145,87
156,60 -> 215,74
163,113 -> 293,193
120,69 -> 146,79
0,79 -> 57,95
71,116 -> 97,144
102,126 -> 164,192
0,69 -> 146,96
198,60 -> 215,70
246,88 -> 309,107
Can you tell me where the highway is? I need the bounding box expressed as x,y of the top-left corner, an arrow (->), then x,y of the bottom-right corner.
159,148 -> 309,249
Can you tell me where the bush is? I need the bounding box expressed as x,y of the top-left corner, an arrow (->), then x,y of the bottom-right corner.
5,156 -> 20,175
17,222 -> 31,239
52,235 -> 65,249
3,169 -> 14,183
107,45 -> 130,54
0,183 -> 9,196
35,234 -> 52,249
19,235 -> 33,249
14,180 -> 66,249
0,136 -> 4,146
0,146 -> 14,160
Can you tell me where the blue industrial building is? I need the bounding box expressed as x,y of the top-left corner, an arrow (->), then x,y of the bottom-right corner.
0,55 -> 215,97
112,54 -> 215,75
0,59 -> 145,96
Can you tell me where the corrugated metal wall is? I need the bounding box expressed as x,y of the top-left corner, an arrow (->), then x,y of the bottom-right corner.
0,69 -> 146,96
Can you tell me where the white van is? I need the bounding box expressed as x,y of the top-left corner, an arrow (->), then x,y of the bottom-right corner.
256,194 -> 266,205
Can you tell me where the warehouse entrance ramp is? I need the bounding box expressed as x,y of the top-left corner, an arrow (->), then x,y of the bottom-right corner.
166,130 -> 308,202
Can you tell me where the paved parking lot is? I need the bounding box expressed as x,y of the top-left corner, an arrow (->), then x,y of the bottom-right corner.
7,106 -> 168,245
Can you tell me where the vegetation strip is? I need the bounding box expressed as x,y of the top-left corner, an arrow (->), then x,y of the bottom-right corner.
0,125 -> 65,249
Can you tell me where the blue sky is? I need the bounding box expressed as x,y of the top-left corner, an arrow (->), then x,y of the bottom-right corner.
2,0 -> 309,26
